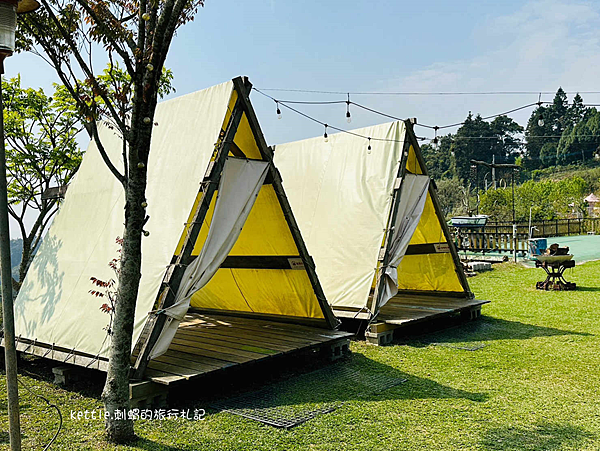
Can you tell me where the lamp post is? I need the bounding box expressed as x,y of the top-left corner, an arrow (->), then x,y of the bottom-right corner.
0,1 -> 39,450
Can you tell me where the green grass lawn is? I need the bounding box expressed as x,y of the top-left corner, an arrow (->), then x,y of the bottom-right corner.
2,261 -> 600,450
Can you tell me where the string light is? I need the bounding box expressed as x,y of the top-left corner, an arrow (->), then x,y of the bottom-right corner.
538,114 -> 544,127
276,101 -> 282,119
251,88 -> 599,146
367,137 -> 372,154
346,93 -> 351,123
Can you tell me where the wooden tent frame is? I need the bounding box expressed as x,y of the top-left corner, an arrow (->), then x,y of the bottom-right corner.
131,77 -> 338,379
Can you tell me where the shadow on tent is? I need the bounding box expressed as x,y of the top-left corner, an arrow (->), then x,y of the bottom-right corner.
399,316 -> 591,347
13,234 -> 64,339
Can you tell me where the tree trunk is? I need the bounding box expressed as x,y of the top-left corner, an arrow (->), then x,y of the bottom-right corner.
101,137 -> 149,443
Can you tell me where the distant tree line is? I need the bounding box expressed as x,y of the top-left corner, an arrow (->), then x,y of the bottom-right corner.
421,88 -> 600,220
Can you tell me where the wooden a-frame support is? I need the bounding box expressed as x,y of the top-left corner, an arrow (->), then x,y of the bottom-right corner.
131,77 -> 337,380
369,120 -> 473,319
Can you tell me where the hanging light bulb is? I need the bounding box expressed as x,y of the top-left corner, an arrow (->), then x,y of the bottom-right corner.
323,124 -> 329,143
538,113 -> 544,127
367,137 -> 372,154
276,101 -> 282,120
346,93 -> 352,123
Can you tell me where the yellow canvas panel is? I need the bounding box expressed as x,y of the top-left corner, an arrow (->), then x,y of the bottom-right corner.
234,113 -> 262,160
190,268 -> 325,319
405,145 -> 423,175
409,192 -> 446,245
189,269 -> 250,311
396,253 -> 464,292
185,193 -> 217,256
229,185 -> 299,256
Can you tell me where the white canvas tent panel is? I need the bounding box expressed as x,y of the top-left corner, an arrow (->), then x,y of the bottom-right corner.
273,121 -> 405,311
14,81 -> 235,358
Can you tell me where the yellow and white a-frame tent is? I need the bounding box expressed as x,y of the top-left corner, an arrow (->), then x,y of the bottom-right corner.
11,77 -> 339,378
273,120 -> 483,324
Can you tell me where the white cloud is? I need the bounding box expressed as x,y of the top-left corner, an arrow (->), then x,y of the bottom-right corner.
381,0 -> 600,134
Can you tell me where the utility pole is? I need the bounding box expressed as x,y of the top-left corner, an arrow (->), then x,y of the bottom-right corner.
492,155 -> 496,189
0,2 -> 41,450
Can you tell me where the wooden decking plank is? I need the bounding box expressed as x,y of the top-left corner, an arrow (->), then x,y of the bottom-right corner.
147,360 -> 202,379
389,298 -> 470,310
160,349 -> 235,370
175,329 -> 293,353
176,326 -> 307,350
390,295 -> 488,309
193,319 -> 340,343
379,306 -> 434,320
381,303 -> 455,317
176,326 -> 299,349
168,342 -> 254,365
153,353 -> 224,374
190,313 -> 346,341
145,369 -> 186,385
179,321 -> 321,345
171,335 -> 283,356
185,312 -> 329,333
173,331 -> 281,356
171,336 -> 275,360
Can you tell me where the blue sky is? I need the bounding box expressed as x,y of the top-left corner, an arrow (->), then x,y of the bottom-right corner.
11,0 -> 600,145
7,0 -> 600,234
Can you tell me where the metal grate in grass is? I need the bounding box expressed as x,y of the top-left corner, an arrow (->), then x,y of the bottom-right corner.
211,364 -> 407,428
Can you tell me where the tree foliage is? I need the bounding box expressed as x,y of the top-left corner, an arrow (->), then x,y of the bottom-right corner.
524,88 -> 600,169
3,76 -> 83,289
479,177 -> 589,222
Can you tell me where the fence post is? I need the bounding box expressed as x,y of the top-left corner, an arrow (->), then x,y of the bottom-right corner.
542,220 -> 545,237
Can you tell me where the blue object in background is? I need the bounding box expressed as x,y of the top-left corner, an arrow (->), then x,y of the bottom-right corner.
528,238 -> 548,256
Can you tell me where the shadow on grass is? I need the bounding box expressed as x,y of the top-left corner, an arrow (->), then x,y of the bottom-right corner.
399,316 -> 591,348
480,422 -> 595,450
575,286 -> 600,292
15,354 -> 106,401
168,352 -> 488,411
129,437 -> 189,451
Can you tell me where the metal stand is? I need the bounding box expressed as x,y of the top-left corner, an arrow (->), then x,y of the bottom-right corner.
535,260 -> 576,291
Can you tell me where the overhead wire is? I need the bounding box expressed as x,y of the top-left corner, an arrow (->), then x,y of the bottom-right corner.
252,87 -> 600,144
253,87 -> 417,144
256,88 -> 600,96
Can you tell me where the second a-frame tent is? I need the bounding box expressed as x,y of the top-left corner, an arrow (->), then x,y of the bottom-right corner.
273,120 -> 486,326
12,77 -> 341,380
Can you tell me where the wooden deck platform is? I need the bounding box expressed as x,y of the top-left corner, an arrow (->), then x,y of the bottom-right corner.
365,295 -> 489,345
142,312 -> 353,386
